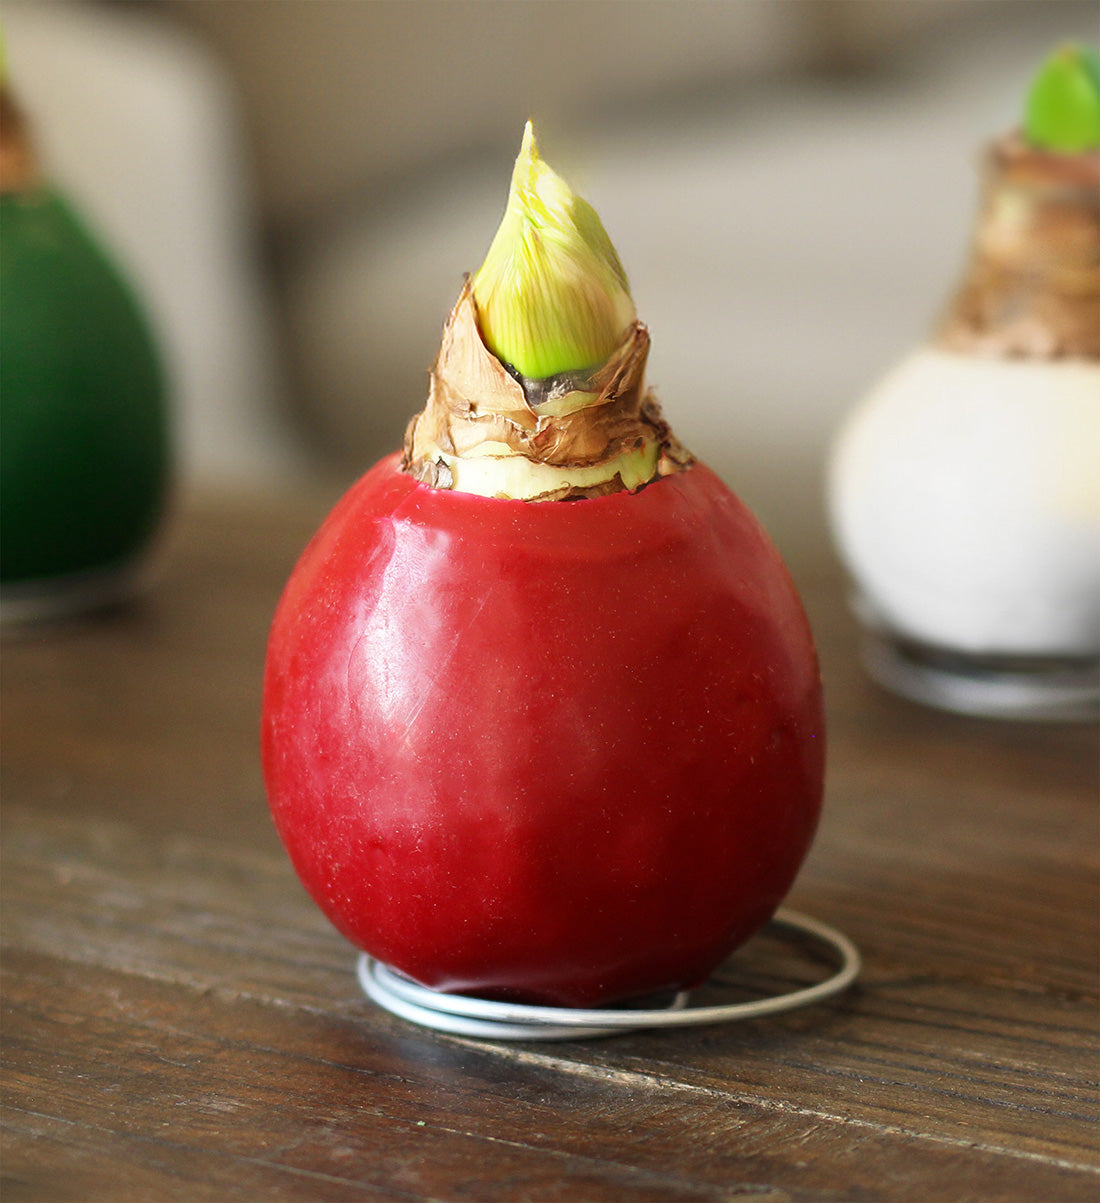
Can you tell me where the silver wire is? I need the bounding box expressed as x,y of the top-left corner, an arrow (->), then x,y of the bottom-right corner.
357,908 -> 860,1040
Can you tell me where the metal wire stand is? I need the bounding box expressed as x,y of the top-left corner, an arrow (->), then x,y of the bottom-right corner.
358,908 -> 861,1040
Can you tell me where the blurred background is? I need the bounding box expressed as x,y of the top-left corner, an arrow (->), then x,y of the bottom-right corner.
4,0 -> 1096,572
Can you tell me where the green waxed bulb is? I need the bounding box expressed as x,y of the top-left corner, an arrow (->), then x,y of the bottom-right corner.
0,188 -> 170,597
1023,43 -> 1100,152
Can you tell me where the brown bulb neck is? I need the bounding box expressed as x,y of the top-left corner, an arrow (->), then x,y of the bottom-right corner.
402,280 -> 692,501
0,87 -> 40,194
937,132 -> 1099,360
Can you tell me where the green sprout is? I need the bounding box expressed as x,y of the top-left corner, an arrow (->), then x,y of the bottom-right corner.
1023,43 -> 1100,152
472,122 -> 636,381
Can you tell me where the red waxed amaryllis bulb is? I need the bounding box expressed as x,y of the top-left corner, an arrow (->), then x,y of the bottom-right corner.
262,124 -> 825,1008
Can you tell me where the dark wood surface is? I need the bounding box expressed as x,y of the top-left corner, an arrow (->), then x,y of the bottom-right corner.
3,488 -> 1097,1202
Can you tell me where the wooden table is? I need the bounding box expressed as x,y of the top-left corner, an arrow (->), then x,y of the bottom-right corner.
3,489 -> 1097,1202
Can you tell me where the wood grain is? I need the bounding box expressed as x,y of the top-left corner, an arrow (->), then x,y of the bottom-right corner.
2,489 -> 1097,1202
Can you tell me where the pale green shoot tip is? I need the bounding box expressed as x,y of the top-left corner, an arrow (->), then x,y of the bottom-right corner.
1024,42 -> 1100,152
471,121 -> 636,381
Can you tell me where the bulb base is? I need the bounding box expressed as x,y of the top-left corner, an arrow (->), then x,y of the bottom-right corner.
855,612 -> 1099,722
1,556 -> 154,630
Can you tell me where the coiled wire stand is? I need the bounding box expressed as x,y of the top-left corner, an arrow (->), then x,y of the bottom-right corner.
358,908 -> 860,1040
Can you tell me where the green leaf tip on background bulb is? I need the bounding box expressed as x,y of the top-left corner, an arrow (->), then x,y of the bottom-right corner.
1023,43 -> 1100,152
471,121 -> 637,381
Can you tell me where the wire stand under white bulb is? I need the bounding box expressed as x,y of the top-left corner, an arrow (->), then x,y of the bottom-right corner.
358,908 -> 860,1040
